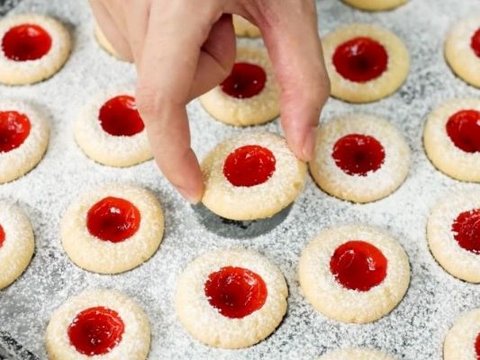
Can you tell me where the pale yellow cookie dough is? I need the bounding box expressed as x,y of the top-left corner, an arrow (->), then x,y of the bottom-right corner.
74,87 -> 153,167
427,191 -> 480,283
299,225 -> 410,323
0,14 -> 71,85
342,0 -> 407,11
444,308 -> 480,360
200,47 -> 280,126
61,183 -> 164,274
46,289 -> 151,360
233,15 -> 261,37
445,16 -> 480,88
0,201 -> 34,290
201,132 -> 307,221
175,248 -> 288,349
0,99 -> 49,184
423,98 -> 480,182
310,113 -> 410,203
94,23 -> 131,62
322,24 -> 409,103
319,348 -> 396,360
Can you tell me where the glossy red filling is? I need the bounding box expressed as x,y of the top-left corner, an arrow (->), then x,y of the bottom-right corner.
86,197 -> 141,243
0,224 -> 4,248
446,109 -> 480,153
452,209 -> 480,254
475,333 -> 480,359
223,145 -> 276,187
98,95 -> 145,136
220,62 -> 266,99
330,240 -> 388,291
332,134 -> 385,176
0,111 -> 31,153
68,306 -> 124,356
333,37 -> 388,83
2,24 -> 52,61
204,266 -> 268,319
471,28 -> 480,58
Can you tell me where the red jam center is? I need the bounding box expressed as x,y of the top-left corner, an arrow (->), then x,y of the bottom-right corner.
204,266 -> 267,319
2,24 -> 52,61
223,145 -> 276,187
0,111 -> 31,153
86,197 -> 141,243
475,333 -> 480,359
452,209 -> 480,254
98,95 -> 145,136
220,62 -> 267,99
332,134 -> 385,176
68,306 -> 124,356
330,240 -> 388,291
446,109 -> 480,153
332,37 -> 388,83
0,224 -> 4,248
471,28 -> 480,58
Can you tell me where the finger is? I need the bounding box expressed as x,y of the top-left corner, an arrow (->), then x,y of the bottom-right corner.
136,0 -> 221,202
254,1 -> 330,161
123,0 -> 150,66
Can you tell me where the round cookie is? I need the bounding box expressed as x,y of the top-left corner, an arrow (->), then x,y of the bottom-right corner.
299,225 -> 410,323
0,99 -> 49,184
322,24 -> 409,103
0,201 -> 34,289
74,88 -> 152,167
201,131 -> 307,221
94,23 -> 130,62
61,183 -> 164,274
46,289 -> 150,360
310,113 -> 410,203
175,248 -> 288,349
319,348 -> 396,360
341,0 -> 407,11
444,308 -> 480,360
427,191 -> 480,282
445,16 -> 480,88
199,46 -> 280,126
233,15 -> 261,38
0,14 -> 71,85
424,99 -> 480,182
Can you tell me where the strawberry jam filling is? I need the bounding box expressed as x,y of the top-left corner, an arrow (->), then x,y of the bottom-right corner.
333,37 -> 388,82
0,111 -> 31,153
330,240 -> 388,291
204,266 -> 268,319
98,95 -> 145,136
86,197 -> 141,243
446,109 -> 480,153
223,145 -> 276,187
2,24 -> 52,61
220,62 -> 266,99
452,208 -> 480,254
471,28 -> 480,58
0,224 -> 4,248
332,134 -> 385,176
475,333 -> 480,359
68,306 -> 124,356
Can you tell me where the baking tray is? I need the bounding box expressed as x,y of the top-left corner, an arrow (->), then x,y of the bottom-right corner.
0,0 -> 479,359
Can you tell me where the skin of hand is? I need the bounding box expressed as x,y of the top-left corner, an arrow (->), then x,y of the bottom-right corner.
89,0 -> 330,203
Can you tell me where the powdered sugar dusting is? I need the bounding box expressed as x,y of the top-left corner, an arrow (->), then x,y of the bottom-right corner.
0,0 -> 479,359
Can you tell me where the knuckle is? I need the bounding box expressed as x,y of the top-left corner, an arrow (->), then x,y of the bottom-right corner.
135,85 -> 168,118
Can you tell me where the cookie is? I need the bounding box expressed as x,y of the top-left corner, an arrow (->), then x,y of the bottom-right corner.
322,24 -> 409,103
299,225 -> 410,323
200,47 -> 280,126
94,23 -> 130,62
74,87 -> 152,167
233,15 -> 261,38
310,113 -> 410,203
175,248 -> 288,349
427,191 -> 480,282
319,348 -> 396,360
445,16 -> 480,88
424,99 -> 480,182
444,308 -> 480,360
341,0 -> 407,11
201,132 -> 307,221
0,14 -> 70,85
0,201 -> 34,290
61,183 -> 164,274
0,99 -> 49,184
46,289 -> 150,360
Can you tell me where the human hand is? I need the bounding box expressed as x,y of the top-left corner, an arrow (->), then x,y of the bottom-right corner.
89,0 -> 330,203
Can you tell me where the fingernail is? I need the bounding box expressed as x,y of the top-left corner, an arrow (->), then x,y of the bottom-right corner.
178,187 -> 202,205
302,129 -> 316,161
